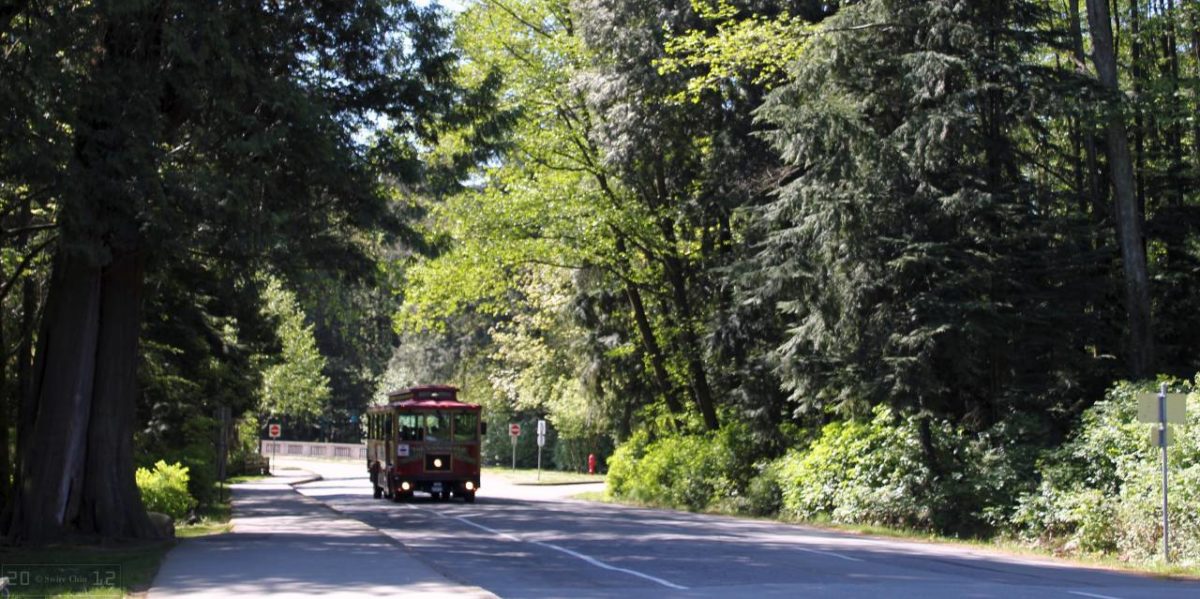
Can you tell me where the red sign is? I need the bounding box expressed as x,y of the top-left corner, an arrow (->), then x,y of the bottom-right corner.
509,423 -> 521,437
268,423 -> 281,439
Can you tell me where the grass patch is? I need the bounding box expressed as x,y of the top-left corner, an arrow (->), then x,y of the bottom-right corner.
175,481 -> 240,539
570,490 -> 606,502
0,542 -> 170,598
484,467 -> 605,485
224,474 -> 270,485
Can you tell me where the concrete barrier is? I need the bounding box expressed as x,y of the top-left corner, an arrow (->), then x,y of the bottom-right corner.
260,440 -> 367,461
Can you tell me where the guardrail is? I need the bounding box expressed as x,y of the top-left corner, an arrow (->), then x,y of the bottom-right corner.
260,440 -> 367,461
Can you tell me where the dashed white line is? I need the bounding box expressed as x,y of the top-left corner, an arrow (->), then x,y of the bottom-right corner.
451,514 -> 521,542
528,540 -> 689,590
408,505 -> 689,590
795,546 -> 863,562
1068,591 -> 1124,599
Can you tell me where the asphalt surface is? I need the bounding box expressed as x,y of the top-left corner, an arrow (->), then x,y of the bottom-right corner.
283,459 -> 1200,599
148,470 -> 496,599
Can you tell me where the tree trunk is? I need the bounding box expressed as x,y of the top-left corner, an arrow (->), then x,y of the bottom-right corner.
613,235 -> 684,418
1129,0 -> 1146,216
1157,0 -> 1184,207
6,252 -> 103,543
80,247 -> 156,538
1087,0 -> 1156,378
0,306 -> 8,510
5,245 -> 157,544
1192,9 -> 1200,169
1070,0 -> 1105,218
624,282 -> 684,417
659,234 -> 719,431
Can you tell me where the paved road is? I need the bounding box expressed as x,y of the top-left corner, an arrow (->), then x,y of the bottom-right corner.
149,470 -> 495,598
282,459 -> 1200,599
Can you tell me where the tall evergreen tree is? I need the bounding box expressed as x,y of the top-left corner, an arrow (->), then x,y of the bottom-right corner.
2,0 -> 454,544
751,0 -> 1108,442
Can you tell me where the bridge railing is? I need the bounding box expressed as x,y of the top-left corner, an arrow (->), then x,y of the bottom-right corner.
260,440 -> 367,461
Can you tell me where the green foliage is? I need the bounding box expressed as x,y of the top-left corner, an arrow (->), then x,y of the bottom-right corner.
658,1 -> 821,100
771,406 -> 1022,535
607,423 -> 756,511
749,0 -> 1112,427
136,461 -> 197,520
1014,379 -> 1200,563
259,277 -> 332,421
227,411 -> 264,474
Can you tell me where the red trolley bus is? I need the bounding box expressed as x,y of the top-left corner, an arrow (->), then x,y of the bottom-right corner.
365,385 -> 485,503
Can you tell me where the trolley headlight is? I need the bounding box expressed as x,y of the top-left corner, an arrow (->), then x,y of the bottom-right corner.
401,481 -> 411,491
465,481 -> 475,491
433,458 -> 443,468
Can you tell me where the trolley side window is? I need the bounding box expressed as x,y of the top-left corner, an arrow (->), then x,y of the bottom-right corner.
398,413 -> 423,441
453,412 -> 479,442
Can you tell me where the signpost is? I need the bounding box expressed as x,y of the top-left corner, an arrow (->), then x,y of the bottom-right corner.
217,406 -> 230,501
268,422 -> 281,474
509,423 -> 521,470
536,419 -> 547,481
1136,384 -> 1188,563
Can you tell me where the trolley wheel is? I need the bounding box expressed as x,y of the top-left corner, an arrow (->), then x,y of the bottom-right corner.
391,489 -> 404,503
464,492 -> 476,503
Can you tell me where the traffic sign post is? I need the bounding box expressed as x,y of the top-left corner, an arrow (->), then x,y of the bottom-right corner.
268,422 -> 281,474
509,423 -> 521,470
1136,384 -> 1189,563
536,420 -> 547,481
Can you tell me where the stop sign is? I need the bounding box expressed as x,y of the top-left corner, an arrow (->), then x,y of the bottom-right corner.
509,423 -> 521,437
268,423 -> 281,439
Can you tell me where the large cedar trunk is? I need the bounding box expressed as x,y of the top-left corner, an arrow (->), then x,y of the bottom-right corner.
1086,0 -> 1156,378
3,247 -> 157,544
81,247 -> 157,539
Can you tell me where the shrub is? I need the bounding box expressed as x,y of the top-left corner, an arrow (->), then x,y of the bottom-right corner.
136,460 -> 197,519
1014,378 -> 1200,563
607,423 -> 755,512
771,405 -> 1011,535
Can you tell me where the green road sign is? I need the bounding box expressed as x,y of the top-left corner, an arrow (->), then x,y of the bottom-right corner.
1136,393 -> 1187,424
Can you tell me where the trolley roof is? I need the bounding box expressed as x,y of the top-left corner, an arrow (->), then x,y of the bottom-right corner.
371,385 -> 480,411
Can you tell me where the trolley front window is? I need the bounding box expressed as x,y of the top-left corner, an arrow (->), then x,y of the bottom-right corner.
398,413 -> 423,441
424,411 -> 450,441
453,412 -> 479,442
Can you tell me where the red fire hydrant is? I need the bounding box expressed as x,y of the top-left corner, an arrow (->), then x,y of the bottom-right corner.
588,453 -> 597,474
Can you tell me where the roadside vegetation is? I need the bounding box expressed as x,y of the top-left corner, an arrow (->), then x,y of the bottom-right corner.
485,467 -> 605,486
4,0 -> 1200,579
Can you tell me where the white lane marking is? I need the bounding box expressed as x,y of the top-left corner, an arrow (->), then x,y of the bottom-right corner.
1068,591 -> 1124,599
795,546 -> 863,562
407,504 -> 688,590
452,514 -> 521,542
529,540 -> 689,590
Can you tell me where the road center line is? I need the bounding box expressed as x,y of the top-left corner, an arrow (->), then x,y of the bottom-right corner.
1068,591 -> 1125,599
420,507 -> 688,591
451,514 -> 521,542
528,540 -> 689,590
794,546 -> 863,562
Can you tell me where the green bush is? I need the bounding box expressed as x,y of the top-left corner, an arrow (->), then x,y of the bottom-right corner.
1014,378 -> 1200,563
136,460 -> 197,519
228,412 -> 262,474
607,423 -> 755,512
771,405 -> 1012,535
